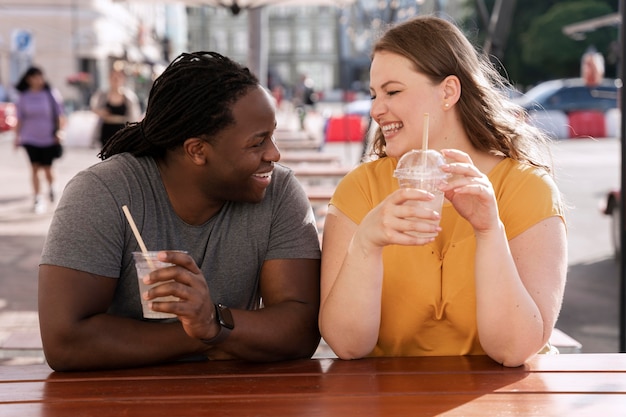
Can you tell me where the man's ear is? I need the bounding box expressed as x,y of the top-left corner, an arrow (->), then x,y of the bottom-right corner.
442,75 -> 461,107
183,138 -> 208,166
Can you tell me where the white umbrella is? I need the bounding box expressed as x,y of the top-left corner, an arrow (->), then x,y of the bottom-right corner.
118,0 -> 356,85
160,0 -> 353,13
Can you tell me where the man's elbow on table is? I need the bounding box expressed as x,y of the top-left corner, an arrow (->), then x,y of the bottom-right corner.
41,334 -> 83,372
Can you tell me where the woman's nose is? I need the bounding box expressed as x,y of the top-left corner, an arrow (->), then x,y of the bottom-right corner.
370,99 -> 384,120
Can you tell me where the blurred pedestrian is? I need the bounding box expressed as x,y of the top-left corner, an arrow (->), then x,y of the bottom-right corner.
581,48 -> 604,87
90,61 -> 142,148
292,74 -> 316,130
13,66 -> 65,213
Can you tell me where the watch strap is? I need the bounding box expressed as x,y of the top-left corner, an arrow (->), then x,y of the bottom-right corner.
201,304 -> 233,345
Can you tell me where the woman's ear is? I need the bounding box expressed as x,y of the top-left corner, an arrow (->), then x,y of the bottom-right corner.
442,75 -> 461,107
183,138 -> 208,166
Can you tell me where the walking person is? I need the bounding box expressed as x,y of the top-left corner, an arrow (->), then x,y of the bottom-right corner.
90,61 -> 142,148
13,66 -> 65,213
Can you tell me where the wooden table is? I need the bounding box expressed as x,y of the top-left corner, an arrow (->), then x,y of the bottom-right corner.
276,140 -> 322,151
274,129 -> 311,142
279,151 -> 341,166
303,185 -> 336,204
290,165 -> 353,183
1,354 -> 625,416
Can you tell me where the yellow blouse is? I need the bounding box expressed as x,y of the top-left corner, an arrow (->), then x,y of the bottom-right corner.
329,156 -> 565,357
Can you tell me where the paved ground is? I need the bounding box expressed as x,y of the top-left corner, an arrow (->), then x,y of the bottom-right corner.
0,108 -> 622,366
0,131 -> 100,365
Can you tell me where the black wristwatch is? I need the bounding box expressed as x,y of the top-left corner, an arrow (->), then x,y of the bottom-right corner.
201,303 -> 234,345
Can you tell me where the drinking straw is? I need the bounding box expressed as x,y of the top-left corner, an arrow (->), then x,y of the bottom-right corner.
422,112 -> 429,152
421,113 -> 429,169
122,205 -> 154,269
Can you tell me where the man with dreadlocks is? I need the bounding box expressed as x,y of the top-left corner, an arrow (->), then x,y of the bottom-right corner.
38,52 -> 321,371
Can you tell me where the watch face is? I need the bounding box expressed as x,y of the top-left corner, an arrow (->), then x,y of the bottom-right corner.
217,304 -> 235,329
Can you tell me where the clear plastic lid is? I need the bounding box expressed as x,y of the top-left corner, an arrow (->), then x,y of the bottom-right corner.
393,149 -> 448,179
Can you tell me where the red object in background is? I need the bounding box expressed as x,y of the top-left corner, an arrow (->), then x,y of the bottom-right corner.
325,115 -> 364,142
568,111 -> 606,138
0,102 -> 17,132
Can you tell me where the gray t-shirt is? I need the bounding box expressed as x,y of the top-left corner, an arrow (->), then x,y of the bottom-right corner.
41,153 -> 321,319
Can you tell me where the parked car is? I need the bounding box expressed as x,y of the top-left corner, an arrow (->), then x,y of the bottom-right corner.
0,102 -> 17,132
601,188 -> 621,260
514,78 -> 619,114
512,78 -> 620,139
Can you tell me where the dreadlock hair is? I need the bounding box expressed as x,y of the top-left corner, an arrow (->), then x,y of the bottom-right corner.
99,51 -> 260,160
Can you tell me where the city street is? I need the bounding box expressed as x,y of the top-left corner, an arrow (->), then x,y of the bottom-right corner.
550,137 -> 621,352
0,129 -> 623,359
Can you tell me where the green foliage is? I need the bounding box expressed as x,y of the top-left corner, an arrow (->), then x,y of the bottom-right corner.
461,0 -> 618,87
521,1 -> 616,82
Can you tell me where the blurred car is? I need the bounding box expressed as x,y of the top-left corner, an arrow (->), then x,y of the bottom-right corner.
0,102 -> 17,132
513,78 -> 620,139
601,188 -> 621,260
514,78 -> 619,113
344,98 -> 371,117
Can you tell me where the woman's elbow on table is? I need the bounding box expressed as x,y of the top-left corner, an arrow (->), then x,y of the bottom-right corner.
322,334 -> 375,360
486,347 -> 539,368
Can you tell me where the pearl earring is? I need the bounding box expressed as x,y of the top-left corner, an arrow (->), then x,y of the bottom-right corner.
444,103 -> 450,108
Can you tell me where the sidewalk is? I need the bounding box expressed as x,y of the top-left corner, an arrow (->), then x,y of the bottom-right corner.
0,132 -> 101,365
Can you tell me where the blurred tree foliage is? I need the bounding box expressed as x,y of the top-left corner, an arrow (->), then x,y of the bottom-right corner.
463,0 -> 619,89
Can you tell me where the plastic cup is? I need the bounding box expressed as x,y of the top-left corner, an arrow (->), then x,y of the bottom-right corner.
132,251 -> 183,319
393,149 -> 449,238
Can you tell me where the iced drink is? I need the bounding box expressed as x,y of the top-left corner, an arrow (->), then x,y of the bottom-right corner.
393,149 -> 449,238
132,251 -> 182,319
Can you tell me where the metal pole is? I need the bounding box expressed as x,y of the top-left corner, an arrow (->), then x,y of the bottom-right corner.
247,6 -> 268,87
619,0 -> 626,353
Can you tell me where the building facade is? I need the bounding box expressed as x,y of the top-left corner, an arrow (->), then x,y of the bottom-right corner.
0,0 -> 177,109
186,1 -> 465,99
0,0 -> 466,108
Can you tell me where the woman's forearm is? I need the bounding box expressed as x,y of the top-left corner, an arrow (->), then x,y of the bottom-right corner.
320,233 -> 384,359
473,222 -> 546,366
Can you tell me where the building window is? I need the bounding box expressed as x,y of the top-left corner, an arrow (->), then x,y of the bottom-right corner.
274,62 -> 290,85
272,29 -> 290,53
233,31 -> 247,54
296,62 -> 333,92
212,31 -> 228,52
317,29 -> 334,53
296,28 -> 311,53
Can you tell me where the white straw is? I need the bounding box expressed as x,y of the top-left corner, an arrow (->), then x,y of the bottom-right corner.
421,113 -> 429,170
122,205 -> 154,269
422,113 -> 429,152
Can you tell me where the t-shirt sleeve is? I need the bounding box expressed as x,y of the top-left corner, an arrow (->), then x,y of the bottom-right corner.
330,163 -> 380,225
497,165 -> 565,240
264,170 -> 321,260
40,169 -> 126,278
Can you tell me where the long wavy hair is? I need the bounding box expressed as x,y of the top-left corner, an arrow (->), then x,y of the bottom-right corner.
368,16 -> 552,173
99,51 -> 259,161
